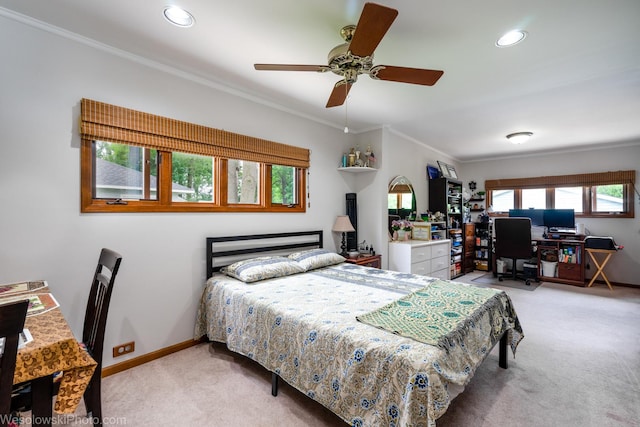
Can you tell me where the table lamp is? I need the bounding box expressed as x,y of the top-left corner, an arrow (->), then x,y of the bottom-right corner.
332,215 -> 355,257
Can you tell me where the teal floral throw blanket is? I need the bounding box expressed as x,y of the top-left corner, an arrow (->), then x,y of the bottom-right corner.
357,280 -> 522,353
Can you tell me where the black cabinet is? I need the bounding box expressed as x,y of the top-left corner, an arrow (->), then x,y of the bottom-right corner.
429,178 -> 464,278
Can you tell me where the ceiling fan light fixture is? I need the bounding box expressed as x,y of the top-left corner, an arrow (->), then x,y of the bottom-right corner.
163,6 -> 194,28
506,132 -> 533,144
496,30 -> 527,47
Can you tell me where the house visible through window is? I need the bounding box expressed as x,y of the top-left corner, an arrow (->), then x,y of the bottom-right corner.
80,99 -> 309,213
485,171 -> 635,219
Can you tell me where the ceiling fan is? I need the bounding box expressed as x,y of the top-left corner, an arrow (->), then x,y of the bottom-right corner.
254,2 -> 444,108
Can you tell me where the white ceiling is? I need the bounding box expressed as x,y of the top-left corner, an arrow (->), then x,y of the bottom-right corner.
2,0 -> 640,162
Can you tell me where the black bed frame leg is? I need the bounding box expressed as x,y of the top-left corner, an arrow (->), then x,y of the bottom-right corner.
272,372 -> 279,396
499,332 -> 508,369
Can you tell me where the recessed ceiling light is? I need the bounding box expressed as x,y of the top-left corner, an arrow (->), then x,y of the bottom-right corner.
163,6 -> 195,28
496,30 -> 527,47
506,132 -> 533,144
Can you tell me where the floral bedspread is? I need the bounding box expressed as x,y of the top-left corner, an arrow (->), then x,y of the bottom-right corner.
195,263 -> 523,427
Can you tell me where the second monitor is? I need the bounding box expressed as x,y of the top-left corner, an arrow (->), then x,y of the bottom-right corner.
509,209 -> 575,231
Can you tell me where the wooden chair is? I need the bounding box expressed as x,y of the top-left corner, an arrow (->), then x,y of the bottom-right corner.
82,248 -> 122,426
12,248 -> 122,426
1,300 -> 29,427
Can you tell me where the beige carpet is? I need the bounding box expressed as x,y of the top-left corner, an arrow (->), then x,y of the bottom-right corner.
471,272 -> 542,291
14,275 -> 640,426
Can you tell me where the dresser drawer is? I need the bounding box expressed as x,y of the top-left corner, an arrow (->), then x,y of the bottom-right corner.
431,243 -> 449,258
558,263 -> 582,281
430,267 -> 449,280
411,260 -> 431,275
430,255 -> 449,273
411,246 -> 432,264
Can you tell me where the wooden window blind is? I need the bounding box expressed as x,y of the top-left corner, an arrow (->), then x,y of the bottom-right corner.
485,170 -> 635,190
80,98 -> 310,168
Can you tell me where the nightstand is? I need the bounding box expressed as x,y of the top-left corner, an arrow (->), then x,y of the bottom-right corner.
344,254 -> 382,269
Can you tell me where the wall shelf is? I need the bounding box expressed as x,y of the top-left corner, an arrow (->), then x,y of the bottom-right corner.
338,167 -> 377,173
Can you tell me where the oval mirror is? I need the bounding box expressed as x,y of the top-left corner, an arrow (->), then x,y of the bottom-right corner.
388,175 -> 416,235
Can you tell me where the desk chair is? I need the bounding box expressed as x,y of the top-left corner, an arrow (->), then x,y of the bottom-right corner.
494,217 -> 534,286
1,300 -> 29,427
12,248 -> 122,426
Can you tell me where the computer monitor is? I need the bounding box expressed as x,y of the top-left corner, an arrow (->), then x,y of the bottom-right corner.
543,209 -> 575,230
509,209 -> 545,226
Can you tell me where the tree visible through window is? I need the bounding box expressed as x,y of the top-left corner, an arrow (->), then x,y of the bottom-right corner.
81,98 -> 308,213
272,165 -> 297,205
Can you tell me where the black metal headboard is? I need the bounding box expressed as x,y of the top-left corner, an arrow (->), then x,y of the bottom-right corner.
206,230 -> 324,279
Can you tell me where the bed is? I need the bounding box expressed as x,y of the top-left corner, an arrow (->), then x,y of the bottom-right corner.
195,231 -> 523,427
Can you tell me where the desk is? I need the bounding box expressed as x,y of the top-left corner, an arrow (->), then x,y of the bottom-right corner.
585,249 -> 616,290
535,238 -> 586,287
0,281 -> 97,424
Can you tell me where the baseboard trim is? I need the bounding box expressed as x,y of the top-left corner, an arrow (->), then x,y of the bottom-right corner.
586,279 -> 638,288
102,338 -> 203,378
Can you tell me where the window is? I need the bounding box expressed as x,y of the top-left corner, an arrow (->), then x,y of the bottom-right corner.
387,193 -> 413,210
227,159 -> 259,205
94,141 -> 158,200
172,152 -> 214,202
80,99 -> 308,213
521,188 -> 546,209
485,171 -> 635,219
593,184 -> 624,213
491,190 -> 514,212
271,165 -> 298,206
555,187 -> 583,213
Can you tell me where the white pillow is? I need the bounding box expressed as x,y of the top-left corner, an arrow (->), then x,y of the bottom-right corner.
288,249 -> 345,272
221,256 -> 304,283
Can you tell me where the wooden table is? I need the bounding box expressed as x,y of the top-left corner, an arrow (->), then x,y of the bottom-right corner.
585,248 -> 617,290
1,281 -> 97,426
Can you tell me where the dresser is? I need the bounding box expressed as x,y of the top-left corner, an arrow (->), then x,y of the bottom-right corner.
388,240 -> 451,280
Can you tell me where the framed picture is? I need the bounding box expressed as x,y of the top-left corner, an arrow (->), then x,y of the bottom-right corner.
447,165 -> 458,179
437,161 -> 451,178
426,164 -> 440,180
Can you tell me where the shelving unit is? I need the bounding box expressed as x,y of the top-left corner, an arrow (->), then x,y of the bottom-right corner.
429,178 -> 464,279
463,223 -> 475,274
430,221 -> 447,240
450,229 -> 463,278
409,221 -> 448,241
468,197 -> 486,222
337,167 -> 377,173
473,222 -> 492,271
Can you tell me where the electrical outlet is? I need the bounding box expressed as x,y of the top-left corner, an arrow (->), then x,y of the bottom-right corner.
112,341 -> 135,358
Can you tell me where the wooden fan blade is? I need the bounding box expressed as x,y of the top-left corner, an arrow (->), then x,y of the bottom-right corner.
254,64 -> 331,72
326,81 -> 353,108
371,66 -> 444,86
348,3 -> 398,57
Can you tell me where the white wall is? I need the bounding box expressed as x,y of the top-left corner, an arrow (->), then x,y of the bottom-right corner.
461,145 -> 640,285
0,14 -> 356,367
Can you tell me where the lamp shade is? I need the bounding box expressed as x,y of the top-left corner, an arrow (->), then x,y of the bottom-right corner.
332,215 -> 355,233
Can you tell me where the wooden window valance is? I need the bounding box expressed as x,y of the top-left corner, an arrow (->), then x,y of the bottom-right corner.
80,98 -> 310,168
485,170 -> 635,190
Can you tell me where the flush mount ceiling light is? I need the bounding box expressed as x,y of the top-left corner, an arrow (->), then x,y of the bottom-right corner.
496,29 -> 527,47
163,6 -> 194,27
506,132 -> 533,144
